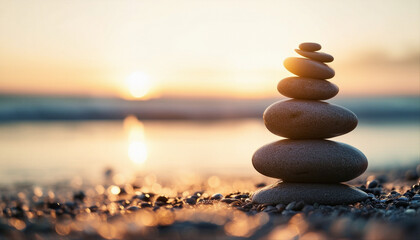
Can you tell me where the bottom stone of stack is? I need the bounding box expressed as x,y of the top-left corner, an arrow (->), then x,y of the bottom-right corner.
251,181 -> 368,205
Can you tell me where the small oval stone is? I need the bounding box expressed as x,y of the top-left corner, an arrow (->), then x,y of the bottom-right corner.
210,193 -> 223,200
155,196 -> 168,203
295,49 -> 334,63
277,77 -> 339,100
264,99 -> 358,139
367,180 -> 378,188
252,139 -> 368,182
284,57 -> 335,79
251,181 -> 368,205
126,206 -> 139,212
185,197 -> 197,205
299,42 -> 321,52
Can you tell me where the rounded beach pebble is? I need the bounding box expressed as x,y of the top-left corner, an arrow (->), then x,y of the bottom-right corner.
263,99 -> 358,139
299,42 -> 321,52
277,77 -> 339,100
252,139 -> 368,182
295,49 -> 334,63
251,181 -> 368,205
284,57 -> 335,79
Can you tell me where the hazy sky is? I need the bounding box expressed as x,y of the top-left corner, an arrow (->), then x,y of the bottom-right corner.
0,0 -> 419,99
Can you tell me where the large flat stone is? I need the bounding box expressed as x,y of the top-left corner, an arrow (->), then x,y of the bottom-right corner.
264,99 -> 358,139
252,139 -> 368,182
251,181 -> 368,205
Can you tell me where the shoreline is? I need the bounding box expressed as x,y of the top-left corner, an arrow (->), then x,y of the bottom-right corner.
1,163 -> 418,188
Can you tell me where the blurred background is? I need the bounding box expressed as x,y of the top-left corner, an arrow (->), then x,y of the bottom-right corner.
0,0 -> 419,184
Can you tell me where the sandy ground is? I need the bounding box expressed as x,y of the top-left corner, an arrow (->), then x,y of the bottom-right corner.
0,165 -> 419,240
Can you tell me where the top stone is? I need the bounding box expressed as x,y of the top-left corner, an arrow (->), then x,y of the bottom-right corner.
299,42 -> 321,52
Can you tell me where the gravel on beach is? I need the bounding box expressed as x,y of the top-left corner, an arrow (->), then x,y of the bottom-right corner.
1,166 -> 419,240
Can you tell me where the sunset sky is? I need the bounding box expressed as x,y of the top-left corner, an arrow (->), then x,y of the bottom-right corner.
0,0 -> 419,99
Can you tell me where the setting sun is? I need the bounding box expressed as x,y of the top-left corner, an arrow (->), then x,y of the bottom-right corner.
0,1 -> 419,239
126,72 -> 152,100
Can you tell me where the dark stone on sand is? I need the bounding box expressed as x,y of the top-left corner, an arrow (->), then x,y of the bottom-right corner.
210,193 -> 223,200
263,206 -> 276,212
73,191 -> 86,201
251,181 -> 368,205
403,191 -> 414,198
89,205 -> 99,212
193,191 -> 203,197
234,194 -> 249,199
220,198 -> 237,204
264,99 -> 358,139
252,139 -> 368,183
368,180 -> 378,188
391,190 -> 400,196
126,206 -> 139,212
362,187 -> 382,195
47,202 -> 61,209
133,193 -> 151,202
412,194 -> 420,201
285,201 -> 296,210
243,203 -> 253,209
186,197 -> 197,205
190,195 -> 199,200
397,196 -> 409,202
395,199 -> 409,207
156,196 -> 168,203
65,202 -> 76,209
294,201 -> 305,211
140,202 -> 152,208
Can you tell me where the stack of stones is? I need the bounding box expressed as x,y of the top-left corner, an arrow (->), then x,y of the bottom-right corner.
251,42 -> 369,205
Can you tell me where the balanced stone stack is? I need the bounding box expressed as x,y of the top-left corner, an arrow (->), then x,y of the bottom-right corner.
251,42 -> 368,205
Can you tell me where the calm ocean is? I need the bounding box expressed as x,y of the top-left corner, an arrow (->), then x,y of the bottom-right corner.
0,96 -> 418,184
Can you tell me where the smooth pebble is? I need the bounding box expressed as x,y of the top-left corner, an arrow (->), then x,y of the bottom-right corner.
252,139 -> 368,182
284,57 -> 335,79
264,99 -> 358,139
299,42 -> 321,52
277,77 -> 338,100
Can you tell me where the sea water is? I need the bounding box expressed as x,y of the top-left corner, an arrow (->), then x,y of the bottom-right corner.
0,119 -> 418,185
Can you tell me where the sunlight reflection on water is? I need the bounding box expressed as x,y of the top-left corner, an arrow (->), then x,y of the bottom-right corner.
124,115 -> 148,165
0,119 -> 418,184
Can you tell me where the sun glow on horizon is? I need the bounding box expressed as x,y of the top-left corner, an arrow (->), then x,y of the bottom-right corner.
0,1 -> 419,98
125,72 -> 153,100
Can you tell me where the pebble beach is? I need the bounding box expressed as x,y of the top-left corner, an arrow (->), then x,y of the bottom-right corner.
1,1 -> 419,240
1,165 -> 419,240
